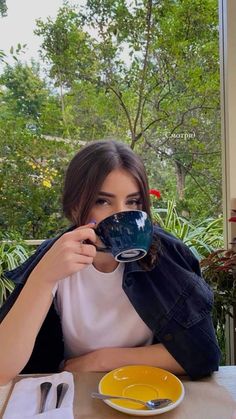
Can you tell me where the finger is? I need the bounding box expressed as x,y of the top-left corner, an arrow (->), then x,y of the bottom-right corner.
76,221 -> 96,230
75,255 -> 94,265
75,243 -> 96,258
69,227 -> 97,244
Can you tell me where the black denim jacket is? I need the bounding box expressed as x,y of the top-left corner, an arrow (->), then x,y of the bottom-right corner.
0,226 -> 221,380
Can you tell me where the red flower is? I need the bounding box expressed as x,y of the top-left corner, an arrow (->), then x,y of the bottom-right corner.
228,217 -> 236,222
149,189 -> 161,198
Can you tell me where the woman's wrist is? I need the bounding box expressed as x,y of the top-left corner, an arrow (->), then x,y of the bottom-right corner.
27,270 -> 57,297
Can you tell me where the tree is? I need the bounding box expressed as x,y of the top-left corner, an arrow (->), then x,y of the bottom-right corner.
34,2 -> 98,137
33,0 -> 221,217
0,0 -> 7,17
0,61 -> 48,121
0,61 -> 72,237
1,0 -> 221,233
0,119 -> 71,238
0,0 -> 7,63
81,0 -> 221,212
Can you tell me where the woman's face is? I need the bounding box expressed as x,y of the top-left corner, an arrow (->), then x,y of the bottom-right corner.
87,168 -> 142,225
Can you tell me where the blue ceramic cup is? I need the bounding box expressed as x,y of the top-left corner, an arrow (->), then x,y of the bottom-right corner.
95,210 -> 153,262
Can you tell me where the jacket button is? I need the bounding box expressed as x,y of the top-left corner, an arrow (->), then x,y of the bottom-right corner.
164,333 -> 173,341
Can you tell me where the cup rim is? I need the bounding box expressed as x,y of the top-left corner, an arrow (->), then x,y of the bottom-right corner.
96,210 -> 150,227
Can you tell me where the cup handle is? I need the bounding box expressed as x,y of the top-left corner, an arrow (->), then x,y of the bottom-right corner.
95,245 -> 111,253
83,238 -> 111,253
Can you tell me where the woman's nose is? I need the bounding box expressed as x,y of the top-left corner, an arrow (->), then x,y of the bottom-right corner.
114,203 -> 129,213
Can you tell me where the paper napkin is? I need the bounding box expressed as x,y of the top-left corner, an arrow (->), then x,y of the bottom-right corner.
3,371 -> 74,418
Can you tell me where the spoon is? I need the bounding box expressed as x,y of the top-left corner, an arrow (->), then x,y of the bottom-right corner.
91,392 -> 173,410
39,382 -> 52,413
56,383 -> 69,408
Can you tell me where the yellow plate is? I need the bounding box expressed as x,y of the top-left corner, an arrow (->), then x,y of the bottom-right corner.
98,365 -> 185,416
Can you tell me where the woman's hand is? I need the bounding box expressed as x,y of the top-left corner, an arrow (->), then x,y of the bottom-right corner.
63,349 -> 108,372
62,344 -> 186,375
62,348 -> 129,373
29,224 -> 97,286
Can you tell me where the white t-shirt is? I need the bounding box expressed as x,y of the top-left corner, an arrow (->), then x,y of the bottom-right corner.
54,263 -> 153,358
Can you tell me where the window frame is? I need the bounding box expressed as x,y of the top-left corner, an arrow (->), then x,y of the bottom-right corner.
219,0 -> 236,364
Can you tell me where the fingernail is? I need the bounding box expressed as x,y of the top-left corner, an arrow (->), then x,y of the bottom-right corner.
89,219 -> 96,225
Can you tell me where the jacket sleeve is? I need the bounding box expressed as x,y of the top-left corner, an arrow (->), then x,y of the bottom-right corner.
155,234 -> 221,379
124,228 -> 221,380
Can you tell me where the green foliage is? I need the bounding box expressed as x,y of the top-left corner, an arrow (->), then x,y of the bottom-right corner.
0,0 -> 222,234
0,235 -> 31,307
39,95 -> 64,136
35,3 -> 98,89
0,59 -> 75,237
0,49 -> 6,63
0,0 -> 7,17
0,0 -> 7,62
9,43 -> 27,62
66,81 -> 128,140
201,250 -> 236,325
152,200 -> 223,260
78,0 -> 221,218
201,250 -> 236,364
0,62 -> 48,120
34,3 -> 99,137
0,121 -> 70,238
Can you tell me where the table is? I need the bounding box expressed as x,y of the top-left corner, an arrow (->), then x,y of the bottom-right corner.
1,366 -> 236,418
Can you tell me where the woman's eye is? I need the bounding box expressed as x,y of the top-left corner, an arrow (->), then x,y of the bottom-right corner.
95,198 -> 109,206
127,199 -> 142,207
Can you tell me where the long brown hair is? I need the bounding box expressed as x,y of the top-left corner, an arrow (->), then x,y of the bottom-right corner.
62,140 -> 159,268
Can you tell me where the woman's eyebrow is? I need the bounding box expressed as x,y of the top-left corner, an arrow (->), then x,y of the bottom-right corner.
98,192 -> 141,198
98,192 -> 115,197
126,192 -> 141,198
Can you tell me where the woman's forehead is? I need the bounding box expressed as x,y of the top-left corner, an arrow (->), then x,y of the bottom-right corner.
99,169 -> 140,192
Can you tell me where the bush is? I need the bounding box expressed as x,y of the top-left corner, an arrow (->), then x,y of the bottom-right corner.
201,249 -> 236,364
0,237 -> 31,306
152,200 -> 223,260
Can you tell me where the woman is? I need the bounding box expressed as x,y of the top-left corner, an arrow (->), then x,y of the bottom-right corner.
0,140 -> 220,384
